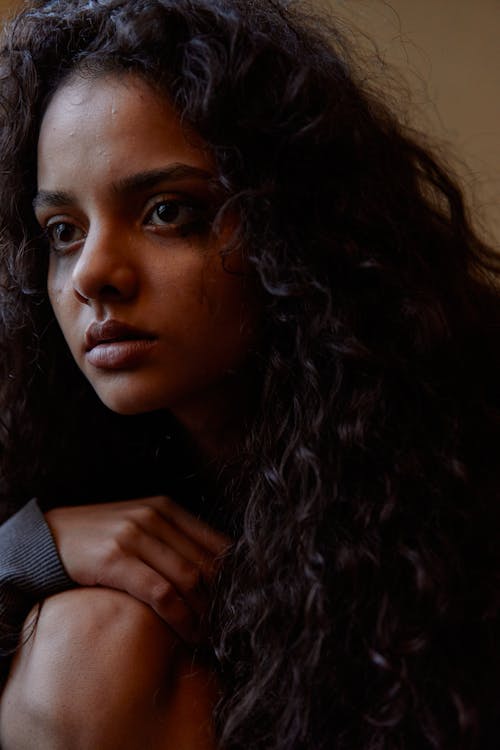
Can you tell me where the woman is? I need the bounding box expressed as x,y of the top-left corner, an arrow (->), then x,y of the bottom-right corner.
0,0 -> 499,747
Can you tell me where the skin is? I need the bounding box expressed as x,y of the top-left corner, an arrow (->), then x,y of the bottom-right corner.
0,589 -> 220,749
44,495 -> 231,644
34,71 -> 248,642
35,71 -> 259,450
0,72 -> 261,747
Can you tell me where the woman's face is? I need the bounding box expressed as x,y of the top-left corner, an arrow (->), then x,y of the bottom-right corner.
35,72 -> 259,431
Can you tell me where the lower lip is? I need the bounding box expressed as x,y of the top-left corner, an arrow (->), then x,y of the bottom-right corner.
86,339 -> 157,370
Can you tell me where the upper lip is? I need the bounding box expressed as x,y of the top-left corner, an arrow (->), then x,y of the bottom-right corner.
85,320 -> 156,351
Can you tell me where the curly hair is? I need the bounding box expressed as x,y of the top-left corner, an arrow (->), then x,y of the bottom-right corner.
1,1 -> 500,748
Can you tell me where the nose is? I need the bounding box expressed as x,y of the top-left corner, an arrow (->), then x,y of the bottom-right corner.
71,223 -> 138,305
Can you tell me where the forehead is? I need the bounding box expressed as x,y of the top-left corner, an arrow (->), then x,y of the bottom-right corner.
37,72 -> 212,189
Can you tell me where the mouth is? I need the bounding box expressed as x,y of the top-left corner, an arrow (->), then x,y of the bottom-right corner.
84,320 -> 157,370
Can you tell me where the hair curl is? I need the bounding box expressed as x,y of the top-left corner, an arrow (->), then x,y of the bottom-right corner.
1,1 -> 500,747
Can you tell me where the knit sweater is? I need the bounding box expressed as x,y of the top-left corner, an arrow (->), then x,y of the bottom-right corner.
0,499 -> 73,642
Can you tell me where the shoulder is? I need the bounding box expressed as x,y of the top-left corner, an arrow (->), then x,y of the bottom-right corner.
1,588 -> 218,749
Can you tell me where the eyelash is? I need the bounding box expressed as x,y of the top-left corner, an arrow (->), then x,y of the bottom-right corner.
144,197 -> 209,236
43,222 -> 84,255
42,197 -> 210,255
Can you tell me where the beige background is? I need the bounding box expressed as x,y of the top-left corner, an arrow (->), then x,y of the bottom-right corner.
327,0 -> 500,244
1,0 -> 499,242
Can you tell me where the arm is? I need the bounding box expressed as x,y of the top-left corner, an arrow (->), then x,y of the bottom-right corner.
44,496 -> 232,644
0,499 -> 73,648
0,588 -> 219,750
1,495 -> 230,650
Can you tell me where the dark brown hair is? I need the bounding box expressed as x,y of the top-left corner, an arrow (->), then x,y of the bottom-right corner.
1,1 -> 500,747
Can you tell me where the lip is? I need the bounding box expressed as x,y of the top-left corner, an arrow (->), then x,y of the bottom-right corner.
84,319 -> 157,370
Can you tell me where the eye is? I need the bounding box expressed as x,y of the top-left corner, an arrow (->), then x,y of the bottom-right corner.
45,221 -> 85,255
144,198 -> 207,235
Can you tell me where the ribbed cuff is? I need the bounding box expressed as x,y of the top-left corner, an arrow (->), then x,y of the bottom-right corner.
0,498 -> 74,627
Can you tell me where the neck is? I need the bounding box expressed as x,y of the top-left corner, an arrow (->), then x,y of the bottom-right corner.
170,368 -> 258,468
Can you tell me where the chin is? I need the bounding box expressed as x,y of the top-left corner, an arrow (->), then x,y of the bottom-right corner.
91,380 -> 169,416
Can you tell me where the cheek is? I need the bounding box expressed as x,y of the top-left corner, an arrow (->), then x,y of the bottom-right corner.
47,267 -> 74,335
209,273 -> 260,355
47,258 -> 61,302
203,246 -> 254,308
47,279 -> 63,320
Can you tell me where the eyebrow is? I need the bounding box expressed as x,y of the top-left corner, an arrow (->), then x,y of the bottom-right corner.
32,164 -> 214,211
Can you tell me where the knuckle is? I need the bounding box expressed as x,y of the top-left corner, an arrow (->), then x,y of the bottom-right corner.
101,537 -> 124,566
130,505 -> 159,526
154,495 -> 173,517
150,581 -> 175,610
115,518 -> 141,547
180,565 -> 203,594
157,494 -> 172,508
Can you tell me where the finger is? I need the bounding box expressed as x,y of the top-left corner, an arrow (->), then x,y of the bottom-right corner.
102,514 -> 213,615
122,504 -> 217,574
103,557 -> 201,645
132,532 -> 211,618
143,496 -> 233,557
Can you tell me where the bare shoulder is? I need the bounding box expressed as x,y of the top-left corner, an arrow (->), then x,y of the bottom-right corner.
0,588 -> 218,749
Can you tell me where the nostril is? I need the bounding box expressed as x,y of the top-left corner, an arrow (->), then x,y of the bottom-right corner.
100,284 -> 123,298
71,255 -> 139,303
73,287 -> 90,305
73,283 -> 124,304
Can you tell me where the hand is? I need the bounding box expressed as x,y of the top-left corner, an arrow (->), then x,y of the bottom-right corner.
44,497 -> 232,645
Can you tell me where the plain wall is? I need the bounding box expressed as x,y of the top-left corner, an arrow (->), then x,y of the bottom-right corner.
327,0 -> 500,243
1,0 -> 498,241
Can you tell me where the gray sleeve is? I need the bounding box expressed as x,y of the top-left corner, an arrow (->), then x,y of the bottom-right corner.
0,499 -> 74,631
